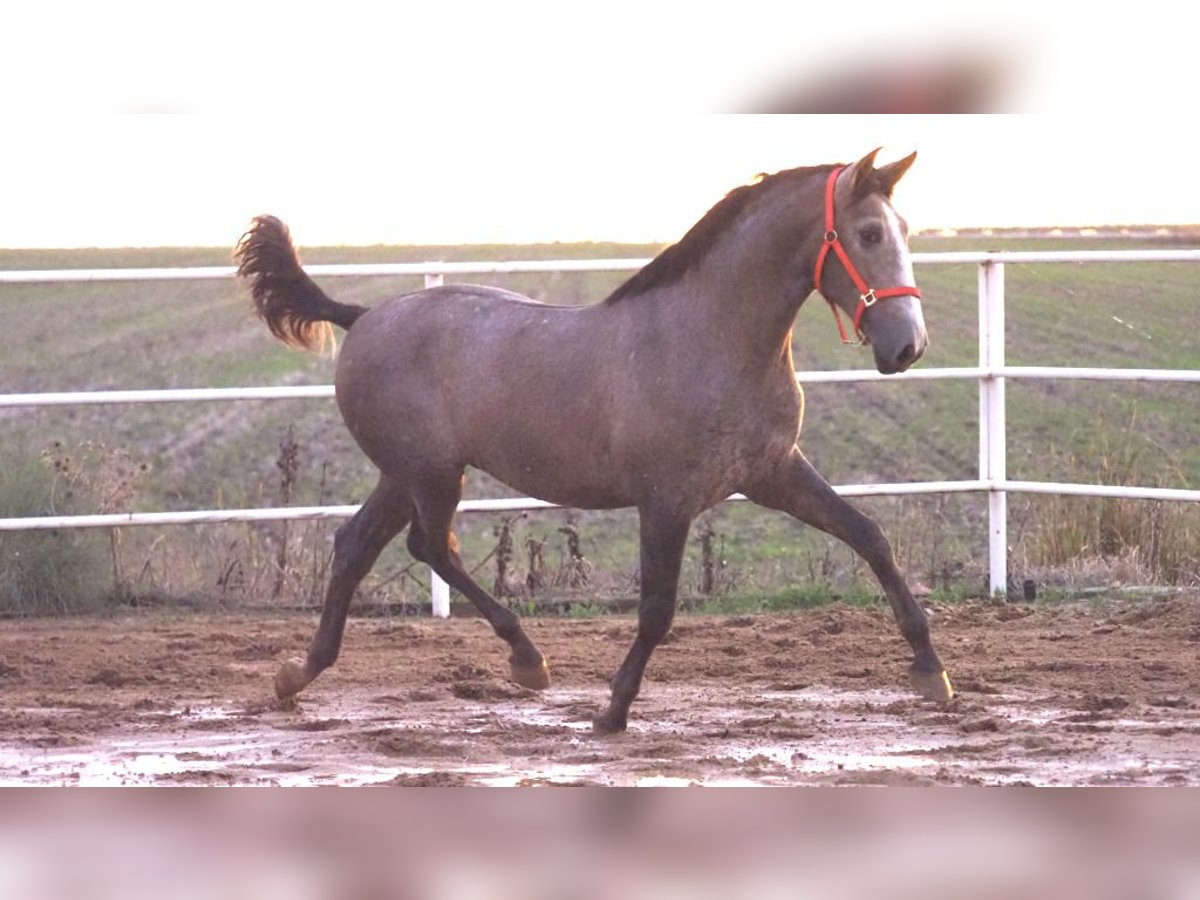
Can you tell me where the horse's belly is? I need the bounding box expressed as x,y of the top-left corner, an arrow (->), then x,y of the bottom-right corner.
472,450 -> 633,511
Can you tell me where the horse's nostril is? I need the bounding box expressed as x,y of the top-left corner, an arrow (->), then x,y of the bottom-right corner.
897,343 -> 917,367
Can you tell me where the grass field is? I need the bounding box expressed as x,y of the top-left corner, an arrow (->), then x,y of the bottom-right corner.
1,232 -> 1197,613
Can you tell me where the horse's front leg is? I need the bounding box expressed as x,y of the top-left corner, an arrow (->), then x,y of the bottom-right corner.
743,447 -> 954,703
593,506 -> 692,734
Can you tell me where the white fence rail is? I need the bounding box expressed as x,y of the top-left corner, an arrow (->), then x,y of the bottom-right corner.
3,249 -> 1198,611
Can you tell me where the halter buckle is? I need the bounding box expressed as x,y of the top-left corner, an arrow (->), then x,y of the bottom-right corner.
860,289 -> 879,307
823,230 -> 838,243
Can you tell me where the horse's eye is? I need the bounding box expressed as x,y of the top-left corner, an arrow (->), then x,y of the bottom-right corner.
859,227 -> 883,246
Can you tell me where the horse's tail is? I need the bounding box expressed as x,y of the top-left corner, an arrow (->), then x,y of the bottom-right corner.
234,215 -> 369,352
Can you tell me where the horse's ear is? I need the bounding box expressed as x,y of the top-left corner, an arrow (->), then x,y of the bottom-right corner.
876,151 -> 918,197
847,147 -> 882,198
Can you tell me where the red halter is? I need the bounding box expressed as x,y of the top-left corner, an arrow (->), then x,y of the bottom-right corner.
813,165 -> 922,345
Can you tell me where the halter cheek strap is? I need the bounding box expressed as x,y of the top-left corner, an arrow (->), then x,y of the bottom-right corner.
813,165 -> 922,345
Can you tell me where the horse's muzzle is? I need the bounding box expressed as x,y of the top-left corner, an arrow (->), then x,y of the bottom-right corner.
874,333 -> 927,375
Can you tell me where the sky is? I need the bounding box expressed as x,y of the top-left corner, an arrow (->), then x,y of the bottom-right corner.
2,3 -> 1197,249
4,115 -> 1197,250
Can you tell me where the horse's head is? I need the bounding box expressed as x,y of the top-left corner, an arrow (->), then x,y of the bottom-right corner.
815,149 -> 927,374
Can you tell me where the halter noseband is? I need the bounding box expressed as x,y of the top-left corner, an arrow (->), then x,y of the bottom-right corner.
813,165 -> 922,345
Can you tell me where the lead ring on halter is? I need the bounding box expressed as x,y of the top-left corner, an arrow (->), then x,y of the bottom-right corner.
813,165 -> 922,345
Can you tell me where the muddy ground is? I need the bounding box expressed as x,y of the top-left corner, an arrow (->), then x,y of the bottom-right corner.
1,595 -> 1197,785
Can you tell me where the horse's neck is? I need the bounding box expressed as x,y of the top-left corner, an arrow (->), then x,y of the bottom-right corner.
660,233 -> 817,372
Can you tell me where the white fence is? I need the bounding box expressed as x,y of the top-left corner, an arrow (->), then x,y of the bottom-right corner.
2,250 -> 1199,612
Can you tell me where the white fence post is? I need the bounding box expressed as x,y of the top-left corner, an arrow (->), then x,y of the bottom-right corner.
424,269 -> 451,618
430,574 -> 451,619
978,260 -> 1008,598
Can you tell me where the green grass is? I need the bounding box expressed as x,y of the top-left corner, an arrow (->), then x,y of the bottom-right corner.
684,584 -> 884,615
2,232 -> 1197,613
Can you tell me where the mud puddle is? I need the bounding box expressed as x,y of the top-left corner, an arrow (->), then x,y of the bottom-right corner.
2,602 -> 1198,785
5,683 -> 1197,786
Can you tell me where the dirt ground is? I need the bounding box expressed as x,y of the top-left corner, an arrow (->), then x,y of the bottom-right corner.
1,594 -> 1198,786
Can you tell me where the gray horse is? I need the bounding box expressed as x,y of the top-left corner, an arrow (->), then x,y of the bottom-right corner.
235,149 -> 953,733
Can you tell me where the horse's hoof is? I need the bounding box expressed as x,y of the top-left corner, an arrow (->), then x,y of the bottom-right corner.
909,666 -> 955,704
592,710 -> 628,735
275,657 -> 310,699
510,657 -> 552,691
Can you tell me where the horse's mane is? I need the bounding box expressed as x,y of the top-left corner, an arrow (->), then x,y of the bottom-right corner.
604,164 -> 837,305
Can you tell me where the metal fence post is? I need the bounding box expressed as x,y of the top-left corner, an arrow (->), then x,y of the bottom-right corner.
424,269 -> 451,618
978,260 -> 1007,598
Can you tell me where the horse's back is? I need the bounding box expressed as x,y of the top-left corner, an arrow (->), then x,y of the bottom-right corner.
332,285 -> 633,502
341,285 -> 599,385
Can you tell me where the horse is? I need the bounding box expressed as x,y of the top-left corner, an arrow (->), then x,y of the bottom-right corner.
234,148 -> 954,734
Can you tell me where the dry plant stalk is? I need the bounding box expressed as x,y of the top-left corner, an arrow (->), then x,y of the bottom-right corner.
273,426 -> 300,599
42,440 -> 148,601
556,523 -> 592,588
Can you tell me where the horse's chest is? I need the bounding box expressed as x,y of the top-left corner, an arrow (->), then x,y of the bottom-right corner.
644,402 -> 795,503
704,380 -> 801,456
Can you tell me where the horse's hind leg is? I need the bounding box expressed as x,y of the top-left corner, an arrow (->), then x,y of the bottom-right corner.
743,448 -> 954,703
407,472 -> 551,690
275,475 -> 412,700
